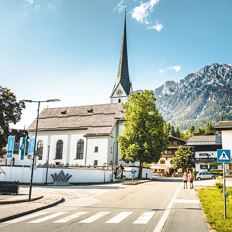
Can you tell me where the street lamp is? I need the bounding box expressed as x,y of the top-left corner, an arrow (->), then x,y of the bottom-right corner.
22,99 -> 60,201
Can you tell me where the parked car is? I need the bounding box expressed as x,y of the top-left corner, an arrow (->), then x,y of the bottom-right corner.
196,171 -> 216,180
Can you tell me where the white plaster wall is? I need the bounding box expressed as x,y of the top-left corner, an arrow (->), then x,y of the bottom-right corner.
222,130 -> 232,151
86,137 -> 109,165
0,166 -> 112,183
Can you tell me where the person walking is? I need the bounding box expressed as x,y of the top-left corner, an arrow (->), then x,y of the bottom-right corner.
188,170 -> 195,189
183,171 -> 188,189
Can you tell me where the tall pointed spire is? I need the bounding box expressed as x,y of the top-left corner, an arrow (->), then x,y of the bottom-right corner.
111,11 -> 132,103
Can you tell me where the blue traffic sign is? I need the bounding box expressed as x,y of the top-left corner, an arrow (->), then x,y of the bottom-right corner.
217,149 -> 231,163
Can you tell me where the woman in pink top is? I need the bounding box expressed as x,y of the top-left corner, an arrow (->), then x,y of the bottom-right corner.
183,171 -> 188,189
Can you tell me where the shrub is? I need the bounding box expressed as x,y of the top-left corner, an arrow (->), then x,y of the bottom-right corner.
214,176 -> 223,190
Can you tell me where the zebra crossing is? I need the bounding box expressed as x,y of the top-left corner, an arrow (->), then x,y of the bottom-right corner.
4,210 -> 156,225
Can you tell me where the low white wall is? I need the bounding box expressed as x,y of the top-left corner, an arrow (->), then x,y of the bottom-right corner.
0,166 -> 153,184
123,167 -> 153,179
0,166 -> 112,184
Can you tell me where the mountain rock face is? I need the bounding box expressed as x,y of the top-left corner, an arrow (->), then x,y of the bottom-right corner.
155,63 -> 232,129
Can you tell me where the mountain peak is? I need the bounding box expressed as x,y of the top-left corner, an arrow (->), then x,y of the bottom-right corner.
155,63 -> 232,129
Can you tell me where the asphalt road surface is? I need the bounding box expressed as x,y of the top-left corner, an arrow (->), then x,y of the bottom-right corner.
0,181 -> 207,232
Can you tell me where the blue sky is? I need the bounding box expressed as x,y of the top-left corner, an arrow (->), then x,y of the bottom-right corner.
1,0 -> 232,128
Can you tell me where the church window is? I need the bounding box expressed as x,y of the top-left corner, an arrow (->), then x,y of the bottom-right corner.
160,159 -> 165,164
76,139 -> 84,159
94,146 -> 98,153
37,140 -> 43,160
118,99 -> 121,103
55,140 -> 63,159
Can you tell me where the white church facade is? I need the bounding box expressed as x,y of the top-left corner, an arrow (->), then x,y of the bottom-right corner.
28,14 -> 132,167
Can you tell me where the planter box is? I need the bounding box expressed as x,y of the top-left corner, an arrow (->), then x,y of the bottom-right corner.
0,181 -> 19,194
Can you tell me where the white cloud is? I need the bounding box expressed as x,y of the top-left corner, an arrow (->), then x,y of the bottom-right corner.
131,0 -> 160,24
25,0 -> 34,4
115,0 -> 126,13
149,22 -> 164,32
168,65 -> 182,72
159,65 -> 182,73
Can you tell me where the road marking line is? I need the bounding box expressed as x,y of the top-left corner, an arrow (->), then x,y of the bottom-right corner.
174,199 -> 200,204
5,212 -> 48,224
105,212 -> 132,224
79,211 -> 110,223
53,212 -> 88,223
28,212 -> 67,223
153,185 -> 182,232
133,211 -> 155,224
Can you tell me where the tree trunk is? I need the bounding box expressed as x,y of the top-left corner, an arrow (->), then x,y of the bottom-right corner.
138,160 -> 143,179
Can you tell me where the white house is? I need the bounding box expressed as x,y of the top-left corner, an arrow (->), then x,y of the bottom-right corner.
28,103 -> 124,166
186,135 -> 223,172
215,121 -> 232,174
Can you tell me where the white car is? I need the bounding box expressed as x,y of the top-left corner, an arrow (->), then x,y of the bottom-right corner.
196,172 -> 216,180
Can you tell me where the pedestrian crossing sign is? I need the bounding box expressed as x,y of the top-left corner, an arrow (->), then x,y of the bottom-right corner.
217,149 -> 231,163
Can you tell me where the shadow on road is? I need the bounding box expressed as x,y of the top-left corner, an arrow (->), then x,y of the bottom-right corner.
152,177 -> 182,183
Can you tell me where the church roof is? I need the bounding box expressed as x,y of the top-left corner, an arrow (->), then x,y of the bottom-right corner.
28,103 -> 124,136
111,13 -> 131,97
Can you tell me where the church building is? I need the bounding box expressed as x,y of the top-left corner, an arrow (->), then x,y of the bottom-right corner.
28,14 -> 132,167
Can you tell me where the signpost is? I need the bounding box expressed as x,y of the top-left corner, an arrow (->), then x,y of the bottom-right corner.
217,149 -> 231,219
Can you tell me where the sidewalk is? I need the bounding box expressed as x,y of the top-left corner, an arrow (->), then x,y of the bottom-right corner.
0,189 -> 64,222
162,186 -> 209,232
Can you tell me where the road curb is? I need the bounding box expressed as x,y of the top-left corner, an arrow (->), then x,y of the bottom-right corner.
0,195 -> 43,205
0,196 -> 65,223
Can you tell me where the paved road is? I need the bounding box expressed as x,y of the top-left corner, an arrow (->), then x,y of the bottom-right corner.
0,181 -> 208,232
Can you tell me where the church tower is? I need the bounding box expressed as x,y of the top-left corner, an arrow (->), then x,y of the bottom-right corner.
111,12 -> 132,103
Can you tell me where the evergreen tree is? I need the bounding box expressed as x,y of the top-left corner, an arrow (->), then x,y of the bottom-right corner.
118,90 -> 168,178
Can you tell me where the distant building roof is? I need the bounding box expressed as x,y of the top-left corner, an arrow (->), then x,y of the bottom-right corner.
168,135 -> 186,143
215,121 -> 232,130
28,103 -> 124,136
186,135 -> 222,146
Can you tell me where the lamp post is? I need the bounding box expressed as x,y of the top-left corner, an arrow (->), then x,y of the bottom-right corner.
45,145 -> 50,185
22,99 -> 60,201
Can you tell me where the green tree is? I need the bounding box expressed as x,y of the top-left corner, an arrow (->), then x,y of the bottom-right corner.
172,146 -> 192,171
0,86 -> 25,150
118,90 -> 168,178
204,121 -> 216,135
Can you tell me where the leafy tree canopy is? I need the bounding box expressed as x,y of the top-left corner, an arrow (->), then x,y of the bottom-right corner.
172,146 -> 192,171
118,90 -> 168,177
0,86 -> 25,150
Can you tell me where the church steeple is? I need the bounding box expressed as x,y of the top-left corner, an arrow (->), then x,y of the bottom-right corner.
111,12 -> 132,103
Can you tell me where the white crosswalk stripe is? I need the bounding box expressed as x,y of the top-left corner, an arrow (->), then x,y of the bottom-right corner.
5,212 -> 48,224
79,211 -> 110,223
54,212 -> 88,223
28,212 -> 67,223
106,212 -> 132,224
133,212 -> 155,224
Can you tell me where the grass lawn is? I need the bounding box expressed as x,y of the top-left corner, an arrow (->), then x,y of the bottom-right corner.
198,187 -> 232,232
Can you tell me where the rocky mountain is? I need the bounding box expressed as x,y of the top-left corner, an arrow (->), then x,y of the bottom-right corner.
155,63 -> 232,129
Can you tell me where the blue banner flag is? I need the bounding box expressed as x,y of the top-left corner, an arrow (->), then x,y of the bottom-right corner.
28,137 -> 35,156
19,137 -> 26,160
7,136 -> 15,159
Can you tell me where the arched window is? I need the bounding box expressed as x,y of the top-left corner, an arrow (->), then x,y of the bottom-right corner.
55,140 -> 63,159
160,159 -> 165,165
76,139 -> 84,159
37,140 -> 43,160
